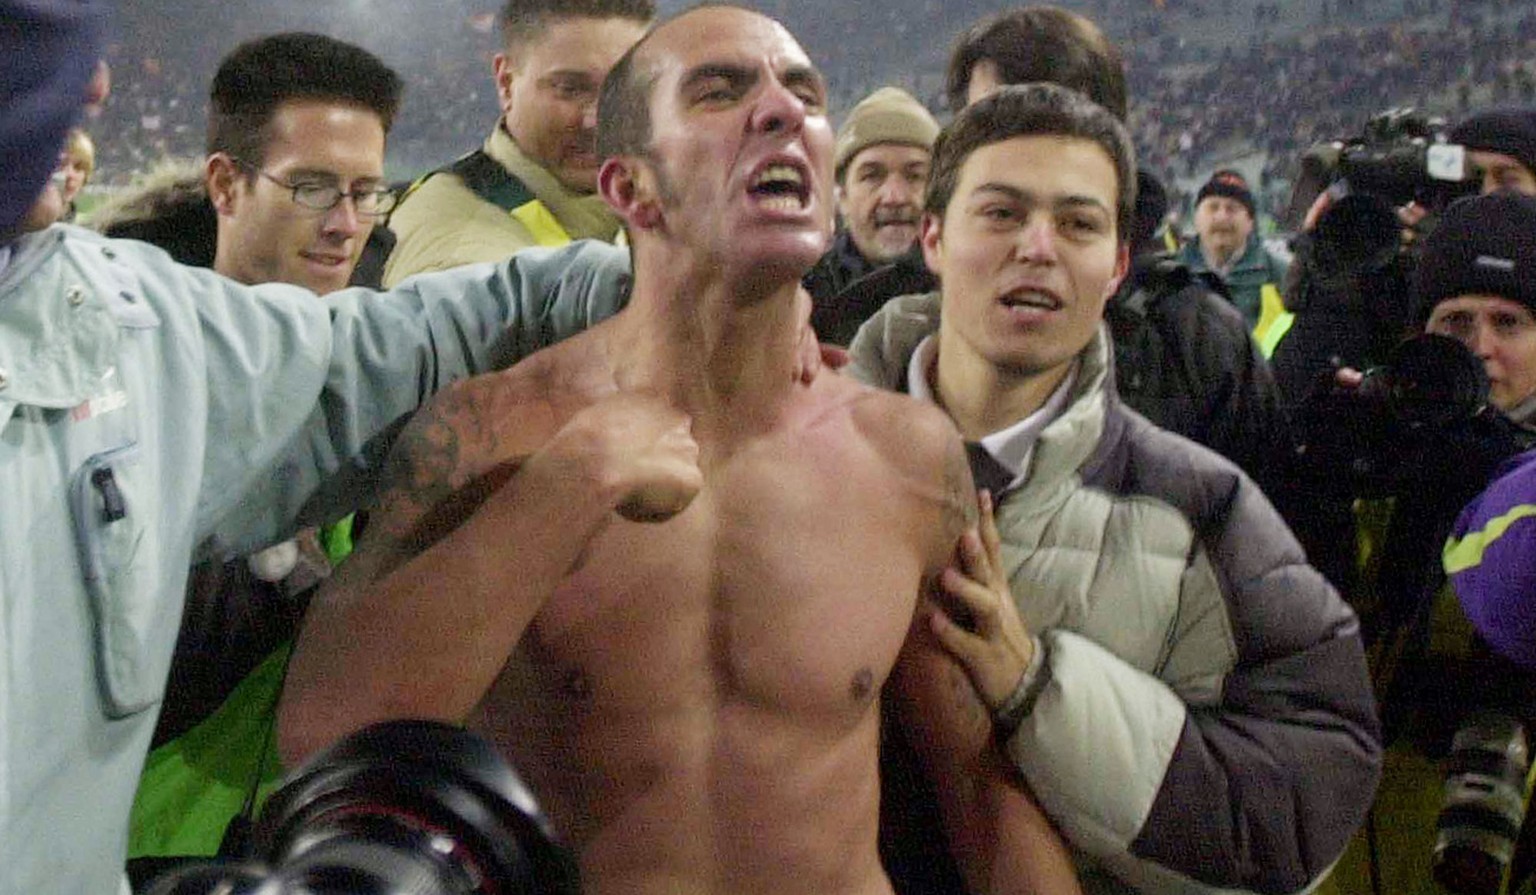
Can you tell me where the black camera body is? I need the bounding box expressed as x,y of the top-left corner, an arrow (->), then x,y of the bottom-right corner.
1287,108 -> 1479,234
1294,333 -> 1494,498
145,720 -> 582,895
1283,109 -> 1480,334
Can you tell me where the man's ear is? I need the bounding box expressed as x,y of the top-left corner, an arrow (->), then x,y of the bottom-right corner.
205,153 -> 242,217
599,156 -> 661,231
919,210 -> 944,275
1103,242 -> 1131,300
492,52 -> 518,112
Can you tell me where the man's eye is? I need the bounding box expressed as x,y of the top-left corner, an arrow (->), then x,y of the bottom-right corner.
694,80 -> 738,103
1062,216 -> 1103,235
294,183 -> 337,200
981,207 -> 1017,223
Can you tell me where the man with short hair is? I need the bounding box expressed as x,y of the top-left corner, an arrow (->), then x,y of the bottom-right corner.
105,33 -> 409,876
91,32 -> 401,290
280,8 -> 1080,895
1450,107 -> 1536,196
383,0 -> 652,285
842,5 -> 1289,491
0,8 -> 648,890
944,5 -> 1127,119
850,83 -> 1381,895
205,33 -> 402,295
1178,168 -> 1289,330
803,86 -> 938,343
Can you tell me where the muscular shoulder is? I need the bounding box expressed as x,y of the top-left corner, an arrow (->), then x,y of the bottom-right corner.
837,379 -> 975,560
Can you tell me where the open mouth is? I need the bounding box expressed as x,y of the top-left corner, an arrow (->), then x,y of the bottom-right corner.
747,161 -> 811,213
999,287 -> 1062,312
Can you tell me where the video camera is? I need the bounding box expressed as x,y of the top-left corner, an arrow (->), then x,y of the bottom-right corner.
144,720 -> 582,895
1283,109 -> 1481,338
1287,108 -> 1480,264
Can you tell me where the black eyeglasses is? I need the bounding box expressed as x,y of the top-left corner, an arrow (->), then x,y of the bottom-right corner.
233,158 -> 398,217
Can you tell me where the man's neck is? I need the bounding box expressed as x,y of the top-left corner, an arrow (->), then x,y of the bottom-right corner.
617,248 -> 805,430
932,329 -> 1073,441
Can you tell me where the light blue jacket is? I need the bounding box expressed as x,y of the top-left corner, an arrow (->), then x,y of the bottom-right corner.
0,225 -> 630,894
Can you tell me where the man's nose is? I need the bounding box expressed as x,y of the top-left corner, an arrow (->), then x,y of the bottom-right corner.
751,80 -> 807,135
322,196 -> 363,237
879,176 -> 917,207
1467,320 -> 1496,358
1014,217 -> 1058,263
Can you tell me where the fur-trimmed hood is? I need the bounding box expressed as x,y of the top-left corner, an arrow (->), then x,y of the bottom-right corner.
86,158 -> 217,268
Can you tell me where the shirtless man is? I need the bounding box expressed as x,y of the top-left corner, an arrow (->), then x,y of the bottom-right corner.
279,6 -> 1077,895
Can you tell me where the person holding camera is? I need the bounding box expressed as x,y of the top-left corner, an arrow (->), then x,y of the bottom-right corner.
1451,106 -> 1536,198
1414,191 -> 1536,445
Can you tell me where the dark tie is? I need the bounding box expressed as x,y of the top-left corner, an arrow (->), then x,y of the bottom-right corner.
965,441 -> 1015,498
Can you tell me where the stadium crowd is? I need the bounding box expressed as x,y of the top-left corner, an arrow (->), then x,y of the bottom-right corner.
82,0 -> 1536,224
5,1 -> 1536,895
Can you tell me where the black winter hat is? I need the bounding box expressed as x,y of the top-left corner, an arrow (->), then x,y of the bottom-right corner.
1195,169 -> 1255,217
1450,107 -> 1536,181
1412,191 -> 1536,323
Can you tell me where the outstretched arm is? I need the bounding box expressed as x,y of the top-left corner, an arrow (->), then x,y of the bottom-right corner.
278,385 -> 701,764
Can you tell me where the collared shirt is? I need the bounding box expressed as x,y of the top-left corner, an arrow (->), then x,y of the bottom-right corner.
0,244 -> 11,282
905,333 -> 1079,489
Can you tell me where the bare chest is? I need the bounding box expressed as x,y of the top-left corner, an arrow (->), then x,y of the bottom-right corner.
521,422 -> 927,719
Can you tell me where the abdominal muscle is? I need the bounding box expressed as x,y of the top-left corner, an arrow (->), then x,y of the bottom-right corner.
466,494 -> 912,895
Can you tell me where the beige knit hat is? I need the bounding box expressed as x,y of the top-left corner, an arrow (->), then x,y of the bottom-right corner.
833,87 -> 941,180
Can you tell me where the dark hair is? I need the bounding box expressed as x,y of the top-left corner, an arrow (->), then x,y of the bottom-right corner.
596,36 -> 656,159
208,33 -> 403,169
595,2 -> 750,160
945,6 -> 1127,120
925,83 -> 1136,241
500,0 -> 655,50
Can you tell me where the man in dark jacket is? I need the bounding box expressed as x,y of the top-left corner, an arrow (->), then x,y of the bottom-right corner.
803,86 -> 939,344
1109,169 -> 1292,491
844,9 -> 1291,488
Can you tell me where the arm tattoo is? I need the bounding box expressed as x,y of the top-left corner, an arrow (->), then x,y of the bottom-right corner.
364,388 -> 519,576
381,401 -> 463,513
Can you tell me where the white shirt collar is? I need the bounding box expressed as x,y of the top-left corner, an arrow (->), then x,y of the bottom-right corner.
905,334 -> 1078,487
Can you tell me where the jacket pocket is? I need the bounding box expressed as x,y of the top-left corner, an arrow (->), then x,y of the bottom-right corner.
71,442 -> 170,717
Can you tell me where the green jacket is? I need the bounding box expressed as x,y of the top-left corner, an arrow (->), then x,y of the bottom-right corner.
384,124 -> 621,286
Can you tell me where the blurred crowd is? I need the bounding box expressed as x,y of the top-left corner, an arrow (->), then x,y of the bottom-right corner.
82,0 -> 1536,225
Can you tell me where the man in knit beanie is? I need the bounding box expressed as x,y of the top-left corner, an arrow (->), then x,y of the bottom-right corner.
1415,191 -> 1536,441
804,86 -> 939,342
1451,106 -> 1536,196
1177,167 -> 1289,329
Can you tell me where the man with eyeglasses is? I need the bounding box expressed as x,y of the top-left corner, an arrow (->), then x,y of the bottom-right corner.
202,33 -> 400,296
0,12 -> 652,891
113,34 -> 414,882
